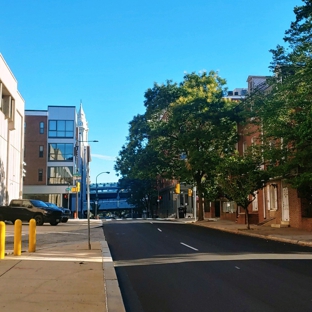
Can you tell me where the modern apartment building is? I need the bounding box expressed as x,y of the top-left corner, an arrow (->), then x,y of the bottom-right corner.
23,104 -> 90,217
0,54 -> 25,205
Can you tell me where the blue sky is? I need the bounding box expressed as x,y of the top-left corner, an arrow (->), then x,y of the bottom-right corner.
1,0 -> 300,183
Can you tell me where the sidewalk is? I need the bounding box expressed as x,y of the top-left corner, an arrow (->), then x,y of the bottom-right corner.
0,221 -> 125,312
186,218 -> 312,247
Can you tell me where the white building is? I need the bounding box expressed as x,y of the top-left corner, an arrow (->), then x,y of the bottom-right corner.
0,54 -> 25,205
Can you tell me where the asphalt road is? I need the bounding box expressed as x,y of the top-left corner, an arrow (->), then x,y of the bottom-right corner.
103,220 -> 312,312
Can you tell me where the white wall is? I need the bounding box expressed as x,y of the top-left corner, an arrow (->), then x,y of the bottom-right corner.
0,54 -> 25,205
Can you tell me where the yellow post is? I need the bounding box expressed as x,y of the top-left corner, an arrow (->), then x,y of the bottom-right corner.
0,221 -> 5,259
28,219 -> 36,252
14,219 -> 22,256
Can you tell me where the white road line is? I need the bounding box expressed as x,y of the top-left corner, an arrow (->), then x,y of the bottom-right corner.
150,222 -> 153,224
180,242 -> 198,251
157,228 -> 162,232
235,266 -> 240,270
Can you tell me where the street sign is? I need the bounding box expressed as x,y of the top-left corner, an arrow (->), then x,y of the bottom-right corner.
65,187 -> 71,191
73,173 -> 81,177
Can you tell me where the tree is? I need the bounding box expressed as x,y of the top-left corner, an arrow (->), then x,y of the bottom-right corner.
116,71 -> 241,221
253,0 -> 312,198
148,71 -> 240,220
216,148 -> 270,229
118,177 -> 159,217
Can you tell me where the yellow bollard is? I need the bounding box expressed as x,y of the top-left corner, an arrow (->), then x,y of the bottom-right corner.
29,219 -> 36,252
14,219 -> 22,256
0,221 -> 5,259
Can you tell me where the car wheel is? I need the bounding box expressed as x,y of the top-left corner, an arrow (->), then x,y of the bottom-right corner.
34,214 -> 44,226
50,221 -> 59,226
11,219 -> 16,225
0,214 -> 4,222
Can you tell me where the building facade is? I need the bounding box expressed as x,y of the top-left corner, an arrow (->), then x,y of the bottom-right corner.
23,104 -> 90,217
0,54 -> 25,205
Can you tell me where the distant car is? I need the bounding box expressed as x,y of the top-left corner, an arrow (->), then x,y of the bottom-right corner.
45,202 -> 71,223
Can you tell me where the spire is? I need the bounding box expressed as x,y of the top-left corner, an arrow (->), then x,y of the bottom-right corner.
77,101 -> 88,130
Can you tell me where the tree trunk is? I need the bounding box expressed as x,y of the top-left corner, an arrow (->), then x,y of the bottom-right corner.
245,207 -> 250,230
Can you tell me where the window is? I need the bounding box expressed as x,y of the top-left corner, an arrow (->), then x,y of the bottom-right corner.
48,143 -> 73,161
39,122 -> 44,134
48,120 -> 74,138
252,192 -> 258,211
39,145 -> 44,158
38,169 -> 43,182
48,166 -> 73,185
222,201 -> 237,213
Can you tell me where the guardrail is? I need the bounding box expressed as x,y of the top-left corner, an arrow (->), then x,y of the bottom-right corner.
0,219 -> 36,259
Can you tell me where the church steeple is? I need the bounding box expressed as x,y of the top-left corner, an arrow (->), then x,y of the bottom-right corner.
77,101 -> 89,143
77,101 -> 88,130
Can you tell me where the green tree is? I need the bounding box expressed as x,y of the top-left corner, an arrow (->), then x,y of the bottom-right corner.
253,0 -> 312,197
115,114 -> 163,216
148,71 -> 240,220
216,148 -> 270,229
118,177 -> 159,217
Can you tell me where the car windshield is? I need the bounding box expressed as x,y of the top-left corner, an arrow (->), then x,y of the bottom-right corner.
30,200 -> 48,207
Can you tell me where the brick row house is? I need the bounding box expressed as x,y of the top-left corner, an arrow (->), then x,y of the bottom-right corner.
157,75 -> 312,231
211,76 -> 311,231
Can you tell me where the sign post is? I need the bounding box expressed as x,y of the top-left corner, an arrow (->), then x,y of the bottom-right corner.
73,173 -> 81,219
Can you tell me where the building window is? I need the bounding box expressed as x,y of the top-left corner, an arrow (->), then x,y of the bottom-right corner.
222,201 -> 237,213
48,120 -> 74,138
39,122 -> 44,134
48,143 -> 73,161
48,166 -> 73,185
38,169 -> 43,182
39,145 -> 44,158
252,192 -> 258,211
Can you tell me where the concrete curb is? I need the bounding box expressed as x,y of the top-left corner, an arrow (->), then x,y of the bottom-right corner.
101,241 -> 126,312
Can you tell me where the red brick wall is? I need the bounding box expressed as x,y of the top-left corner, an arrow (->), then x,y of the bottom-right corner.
24,115 -> 47,185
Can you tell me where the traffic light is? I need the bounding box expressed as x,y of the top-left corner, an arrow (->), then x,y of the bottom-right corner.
175,183 -> 180,194
76,182 -> 80,192
188,189 -> 193,196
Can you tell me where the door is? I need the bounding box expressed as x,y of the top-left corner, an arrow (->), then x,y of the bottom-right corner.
282,184 -> 290,222
215,201 -> 220,218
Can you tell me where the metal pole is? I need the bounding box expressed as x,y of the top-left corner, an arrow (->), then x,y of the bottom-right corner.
193,186 -> 197,222
87,161 -> 91,250
95,171 -> 110,218
95,176 -> 98,218
67,183 -> 70,210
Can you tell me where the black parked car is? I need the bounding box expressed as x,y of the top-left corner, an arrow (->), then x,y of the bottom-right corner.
45,202 -> 71,223
0,199 -> 62,226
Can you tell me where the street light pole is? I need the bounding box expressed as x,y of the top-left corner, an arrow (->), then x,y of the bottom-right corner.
86,154 -> 91,250
95,171 -> 110,218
